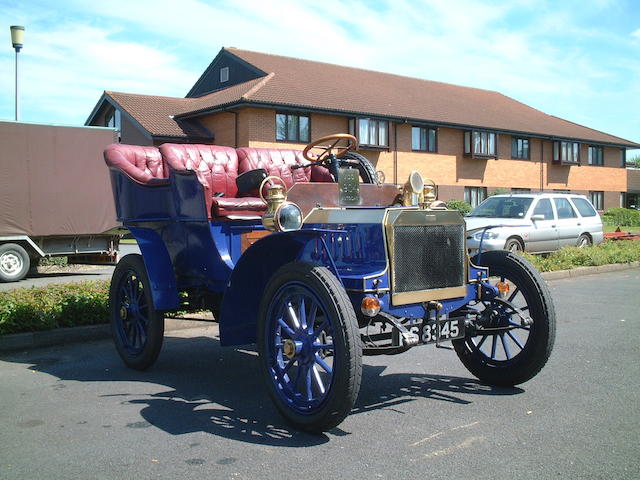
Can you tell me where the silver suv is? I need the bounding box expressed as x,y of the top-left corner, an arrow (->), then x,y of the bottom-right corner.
465,193 -> 604,253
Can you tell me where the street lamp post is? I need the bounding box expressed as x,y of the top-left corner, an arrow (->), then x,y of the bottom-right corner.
10,25 -> 24,121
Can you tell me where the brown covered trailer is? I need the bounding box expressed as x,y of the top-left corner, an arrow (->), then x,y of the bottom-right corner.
0,121 -> 120,282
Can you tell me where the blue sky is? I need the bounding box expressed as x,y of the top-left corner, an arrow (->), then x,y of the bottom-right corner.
1,0 -> 639,153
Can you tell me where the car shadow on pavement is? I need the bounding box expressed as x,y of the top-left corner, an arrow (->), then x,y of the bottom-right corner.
1,333 -> 522,446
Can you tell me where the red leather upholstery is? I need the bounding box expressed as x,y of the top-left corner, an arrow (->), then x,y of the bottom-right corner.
213,197 -> 268,217
160,143 -> 239,197
108,143 -> 336,220
104,144 -> 167,185
236,148 -> 333,191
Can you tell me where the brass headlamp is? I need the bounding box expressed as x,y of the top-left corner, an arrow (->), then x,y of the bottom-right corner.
419,179 -> 438,209
260,176 -> 303,232
400,171 -> 425,207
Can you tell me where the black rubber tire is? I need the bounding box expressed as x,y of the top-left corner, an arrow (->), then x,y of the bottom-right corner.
339,152 -> 379,184
257,262 -> 362,432
109,254 -> 164,370
453,250 -> 556,386
576,234 -> 592,248
0,243 -> 30,282
504,237 -> 524,253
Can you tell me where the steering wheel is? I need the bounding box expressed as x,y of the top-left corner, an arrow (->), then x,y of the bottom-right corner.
302,133 -> 358,163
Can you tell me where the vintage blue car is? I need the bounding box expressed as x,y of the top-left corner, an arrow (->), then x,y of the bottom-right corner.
105,134 -> 555,433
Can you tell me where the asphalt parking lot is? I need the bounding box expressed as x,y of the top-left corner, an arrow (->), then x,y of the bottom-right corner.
1,268 -> 639,480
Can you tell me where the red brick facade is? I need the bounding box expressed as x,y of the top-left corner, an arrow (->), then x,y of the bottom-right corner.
203,108 -> 627,210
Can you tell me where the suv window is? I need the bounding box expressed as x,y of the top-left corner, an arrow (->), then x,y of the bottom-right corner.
572,197 -> 598,217
533,198 -> 555,220
553,198 -> 577,219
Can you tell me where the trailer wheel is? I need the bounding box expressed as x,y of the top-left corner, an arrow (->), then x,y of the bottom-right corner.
258,262 -> 362,432
453,250 -> 555,386
0,243 -> 30,282
109,254 -> 164,370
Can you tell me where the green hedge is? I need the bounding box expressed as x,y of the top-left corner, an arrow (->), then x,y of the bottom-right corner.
602,208 -> 640,227
520,240 -> 640,272
0,281 -> 109,335
1,241 -> 639,336
445,200 -> 472,215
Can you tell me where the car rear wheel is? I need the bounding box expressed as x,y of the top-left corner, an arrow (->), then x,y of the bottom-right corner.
576,234 -> 592,248
109,254 -> 164,370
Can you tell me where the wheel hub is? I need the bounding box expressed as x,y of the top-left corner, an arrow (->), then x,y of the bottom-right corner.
0,253 -> 21,275
283,339 -> 303,359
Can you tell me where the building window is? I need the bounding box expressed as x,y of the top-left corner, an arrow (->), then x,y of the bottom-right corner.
105,107 -> 120,130
276,113 -> 310,143
512,188 -> 531,194
104,107 -> 121,141
553,140 -> 580,164
464,131 -> 497,157
621,149 -> 627,167
464,186 -> 487,208
349,118 -> 388,147
589,191 -> 604,210
511,137 -> 530,160
412,126 -> 437,152
220,66 -> 229,83
588,146 -> 603,166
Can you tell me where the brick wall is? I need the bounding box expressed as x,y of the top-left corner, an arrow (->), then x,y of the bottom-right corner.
199,107 -> 629,203
199,112 -> 236,146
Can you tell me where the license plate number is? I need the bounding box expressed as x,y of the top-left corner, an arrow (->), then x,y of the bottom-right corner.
410,318 -> 465,344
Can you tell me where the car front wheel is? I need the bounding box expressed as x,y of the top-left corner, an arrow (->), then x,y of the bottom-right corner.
454,250 -> 556,386
504,237 -> 524,253
257,262 -> 362,432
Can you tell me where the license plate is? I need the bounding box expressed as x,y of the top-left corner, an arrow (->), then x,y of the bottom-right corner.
410,318 -> 465,344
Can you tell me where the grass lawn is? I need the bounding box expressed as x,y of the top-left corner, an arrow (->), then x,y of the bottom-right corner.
604,225 -> 639,233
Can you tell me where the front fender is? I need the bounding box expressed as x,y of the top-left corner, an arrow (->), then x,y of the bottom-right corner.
219,230 -> 339,346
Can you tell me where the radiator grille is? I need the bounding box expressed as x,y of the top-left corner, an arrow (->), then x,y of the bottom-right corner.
392,224 -> 466,293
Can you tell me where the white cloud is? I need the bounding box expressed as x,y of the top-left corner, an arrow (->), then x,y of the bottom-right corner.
632,28 -> 640,38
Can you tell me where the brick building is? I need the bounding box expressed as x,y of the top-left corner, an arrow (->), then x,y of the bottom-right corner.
87,47 -> 640,210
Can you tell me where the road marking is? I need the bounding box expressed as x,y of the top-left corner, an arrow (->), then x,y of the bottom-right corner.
409,431 -> 444,446
423,435 -> 486,459
410,421 -> 480,446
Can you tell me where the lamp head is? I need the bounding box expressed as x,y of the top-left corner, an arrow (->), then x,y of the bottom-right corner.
10,25 -> 24,52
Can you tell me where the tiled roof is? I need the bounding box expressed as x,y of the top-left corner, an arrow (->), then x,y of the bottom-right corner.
105,91 -> 209,140
100,48 -> 639,147
216,48 -> 638,147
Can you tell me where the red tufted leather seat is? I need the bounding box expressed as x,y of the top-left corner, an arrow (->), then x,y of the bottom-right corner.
160,143 -> 267,219
108,143 -> 336,220
104,144 -> 168,185
236,148 -> 333,190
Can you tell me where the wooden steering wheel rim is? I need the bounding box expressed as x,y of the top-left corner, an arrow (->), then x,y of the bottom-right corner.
302,133 -> 358,163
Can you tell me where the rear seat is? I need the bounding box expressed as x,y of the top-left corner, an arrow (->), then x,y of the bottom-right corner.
160,144 -> 266,219
104,144 -> 168,185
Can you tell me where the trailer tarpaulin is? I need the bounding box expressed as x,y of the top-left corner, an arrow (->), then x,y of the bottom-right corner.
0,121 -> 118,236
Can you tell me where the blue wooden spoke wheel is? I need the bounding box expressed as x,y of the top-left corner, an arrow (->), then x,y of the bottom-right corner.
109,254 -> 164,370
453,250 -> 556,386
258,262 -> 362,433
